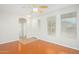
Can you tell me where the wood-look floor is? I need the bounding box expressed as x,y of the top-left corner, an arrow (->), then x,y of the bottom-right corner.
0,38 -> 79,54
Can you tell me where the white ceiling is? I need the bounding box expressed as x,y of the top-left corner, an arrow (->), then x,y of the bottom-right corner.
0,4 -> 75,17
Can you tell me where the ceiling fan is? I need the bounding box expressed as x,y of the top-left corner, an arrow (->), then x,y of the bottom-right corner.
32,5 -> 48,14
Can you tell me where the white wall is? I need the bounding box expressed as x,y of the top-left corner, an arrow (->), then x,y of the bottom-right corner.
38,5 -> 79,50
0,13 -> 20,44
0,10 -> 40,44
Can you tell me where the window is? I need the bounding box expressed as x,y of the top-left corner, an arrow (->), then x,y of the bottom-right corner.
61,12 -> 77,39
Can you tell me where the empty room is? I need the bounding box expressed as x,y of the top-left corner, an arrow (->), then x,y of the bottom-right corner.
0,4 -> 79,54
